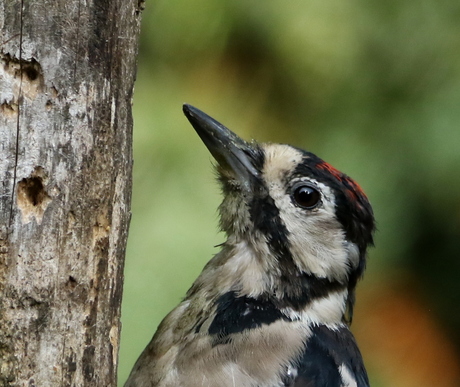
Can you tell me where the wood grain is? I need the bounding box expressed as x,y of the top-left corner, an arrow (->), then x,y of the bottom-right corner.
0,1 -> 142,385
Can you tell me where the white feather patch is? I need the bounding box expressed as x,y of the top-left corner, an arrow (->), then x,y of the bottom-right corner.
261,143 -> 351,281
339,364 -> 359,387
282,290 -> 348,326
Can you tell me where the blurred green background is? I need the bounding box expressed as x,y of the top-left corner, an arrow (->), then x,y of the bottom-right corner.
119,1 -> 460,386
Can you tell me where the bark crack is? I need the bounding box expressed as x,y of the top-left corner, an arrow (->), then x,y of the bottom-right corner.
73,0 -> 82,84
8,0 -> 25,231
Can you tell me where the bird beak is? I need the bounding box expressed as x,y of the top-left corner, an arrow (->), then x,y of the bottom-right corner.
183,104 -> 260,190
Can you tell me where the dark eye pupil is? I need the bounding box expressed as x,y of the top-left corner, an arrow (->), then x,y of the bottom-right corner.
293,186 -> 320,208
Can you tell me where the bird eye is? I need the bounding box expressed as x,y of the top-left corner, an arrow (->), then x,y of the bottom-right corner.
292,185 -> 321,209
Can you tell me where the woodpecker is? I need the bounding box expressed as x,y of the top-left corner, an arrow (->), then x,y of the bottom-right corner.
125,104 -> 375,387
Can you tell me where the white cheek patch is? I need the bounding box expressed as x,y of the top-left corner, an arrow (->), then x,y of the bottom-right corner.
260,144 -> 353,281
271,178 -> 351,281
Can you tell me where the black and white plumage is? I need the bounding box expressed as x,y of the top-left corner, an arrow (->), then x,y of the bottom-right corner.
125,104 -> 375,387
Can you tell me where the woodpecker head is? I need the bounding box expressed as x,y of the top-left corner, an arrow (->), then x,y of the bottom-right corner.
183,104 -> 375,322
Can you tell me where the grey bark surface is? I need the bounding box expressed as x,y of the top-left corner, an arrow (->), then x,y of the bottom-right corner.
0,1 -> 142,385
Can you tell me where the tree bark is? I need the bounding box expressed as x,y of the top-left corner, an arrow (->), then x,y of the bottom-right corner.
0,1 -> 142,385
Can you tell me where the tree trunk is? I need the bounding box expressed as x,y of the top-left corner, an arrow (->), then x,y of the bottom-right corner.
0,1 -> 142,385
